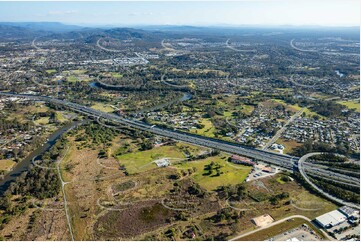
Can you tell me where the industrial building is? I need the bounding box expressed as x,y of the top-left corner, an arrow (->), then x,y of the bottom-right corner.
315,210 -> 347,228
338,206 -> 360,219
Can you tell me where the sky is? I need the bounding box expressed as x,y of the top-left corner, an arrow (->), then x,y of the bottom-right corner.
0,0 -> 359,27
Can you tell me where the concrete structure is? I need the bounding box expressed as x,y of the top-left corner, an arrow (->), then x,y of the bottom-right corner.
315,210 -> 347,228
251,214 -> 274,227
154,158 -> 170,167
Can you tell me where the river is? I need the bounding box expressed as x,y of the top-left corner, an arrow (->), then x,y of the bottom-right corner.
0,120 -> 84,194
335,70 -> 345,78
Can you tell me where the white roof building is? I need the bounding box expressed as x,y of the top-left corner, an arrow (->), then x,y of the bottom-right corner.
315,210 -> 347,228
154,158 -> 170,167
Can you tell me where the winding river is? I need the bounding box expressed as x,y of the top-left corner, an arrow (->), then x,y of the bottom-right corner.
0,120 -> 84,194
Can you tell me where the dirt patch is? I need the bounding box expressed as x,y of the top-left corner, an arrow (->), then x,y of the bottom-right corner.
112,180 -> 137,194
0,206 -> 70,241
94,200 -> 176,239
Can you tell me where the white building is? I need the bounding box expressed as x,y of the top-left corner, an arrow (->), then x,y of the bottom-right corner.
154,158 -> 170,167
315,210 -> 347,228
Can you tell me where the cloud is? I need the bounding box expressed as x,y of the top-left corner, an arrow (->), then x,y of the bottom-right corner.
128,11 -> 154,17
47,10 -> 78,16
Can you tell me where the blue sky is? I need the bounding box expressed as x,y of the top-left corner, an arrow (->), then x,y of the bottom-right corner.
0,1 -> 359,27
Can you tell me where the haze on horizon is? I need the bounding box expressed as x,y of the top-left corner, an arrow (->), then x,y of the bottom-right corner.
0,0 -> 359,27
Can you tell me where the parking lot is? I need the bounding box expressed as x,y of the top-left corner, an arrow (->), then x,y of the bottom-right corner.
246,164 -> 279,181
268,224 -> 322,241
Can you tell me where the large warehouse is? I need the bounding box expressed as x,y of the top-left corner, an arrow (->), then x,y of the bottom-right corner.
315,210 -> 347,228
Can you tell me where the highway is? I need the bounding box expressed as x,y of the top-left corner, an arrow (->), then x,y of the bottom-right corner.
225,39 -> 256,53
298,152 -> 359,209
96,38 -> 122,52
0,92 -> 359,191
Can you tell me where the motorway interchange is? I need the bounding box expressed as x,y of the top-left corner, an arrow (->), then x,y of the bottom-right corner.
0,91 -> 359,209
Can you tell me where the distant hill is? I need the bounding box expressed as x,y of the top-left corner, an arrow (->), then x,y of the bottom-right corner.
0,22 -> 84,33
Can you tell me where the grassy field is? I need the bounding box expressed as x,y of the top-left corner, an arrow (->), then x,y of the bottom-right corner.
71,69 -> 87,75
91,103 -> 115,113
242,105 -> 255,115
337,100 -> 360,112
116,145 -> 186,174
223,111 -> 233,117
190,118 -> 216,137
55,111 -> 67,123
67,75 -> 78,82
34,117 -> 50,125
0,159 -> 16,171
175,155 -> 252,191
276,138 -> 302,154
46,69 -> 57,74
111,72 -> 123,78
238,218 -> 324,241
272,99 -> 322,119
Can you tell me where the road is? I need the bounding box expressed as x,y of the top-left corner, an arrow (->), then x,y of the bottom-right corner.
31,38 -> 45,51
290,39 -> 316,52
160,73 -> 189,88
298,152 -> 360,209
0,92 -> 359,190
161,39 -> 176,51
229,215 -> 333,241
96,38 -> 122,52
263,108 -> 305,150
225,39 -> 256,53
56,146 -> 75,241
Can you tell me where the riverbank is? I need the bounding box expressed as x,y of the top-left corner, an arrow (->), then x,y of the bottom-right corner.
0,120 -> 85,194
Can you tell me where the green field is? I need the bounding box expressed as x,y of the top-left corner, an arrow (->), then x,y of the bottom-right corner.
175,155 -> 252,191
190,118 -> 216,137
116,145 -> 186,174
272,99 -> 322,119
337,100 -> 360,112
46,69 -> 57,74
223,111 -> 233,117
0,159 -> 16,171
91,103 -> 115,113
241,105 -> 255,115
55,111 -> 67,123
34,117 -> 50,125
71,69 -> 87,75
67,75 -> 78,82
111,73 -> 123,78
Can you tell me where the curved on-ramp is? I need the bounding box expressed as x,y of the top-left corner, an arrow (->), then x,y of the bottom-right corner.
298,152 -> 360,209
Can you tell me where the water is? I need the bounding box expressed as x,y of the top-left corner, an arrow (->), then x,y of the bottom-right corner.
0,121 -> 84,194
335,70 -> 344,78
89,81 -> 98,88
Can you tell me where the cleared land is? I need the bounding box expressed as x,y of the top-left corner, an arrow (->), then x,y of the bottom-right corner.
90,103 -> 115,113
175,155 -> 252,191
0,159 -> 16,171
116,145 -> 186,174
337,100 -> 360,112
